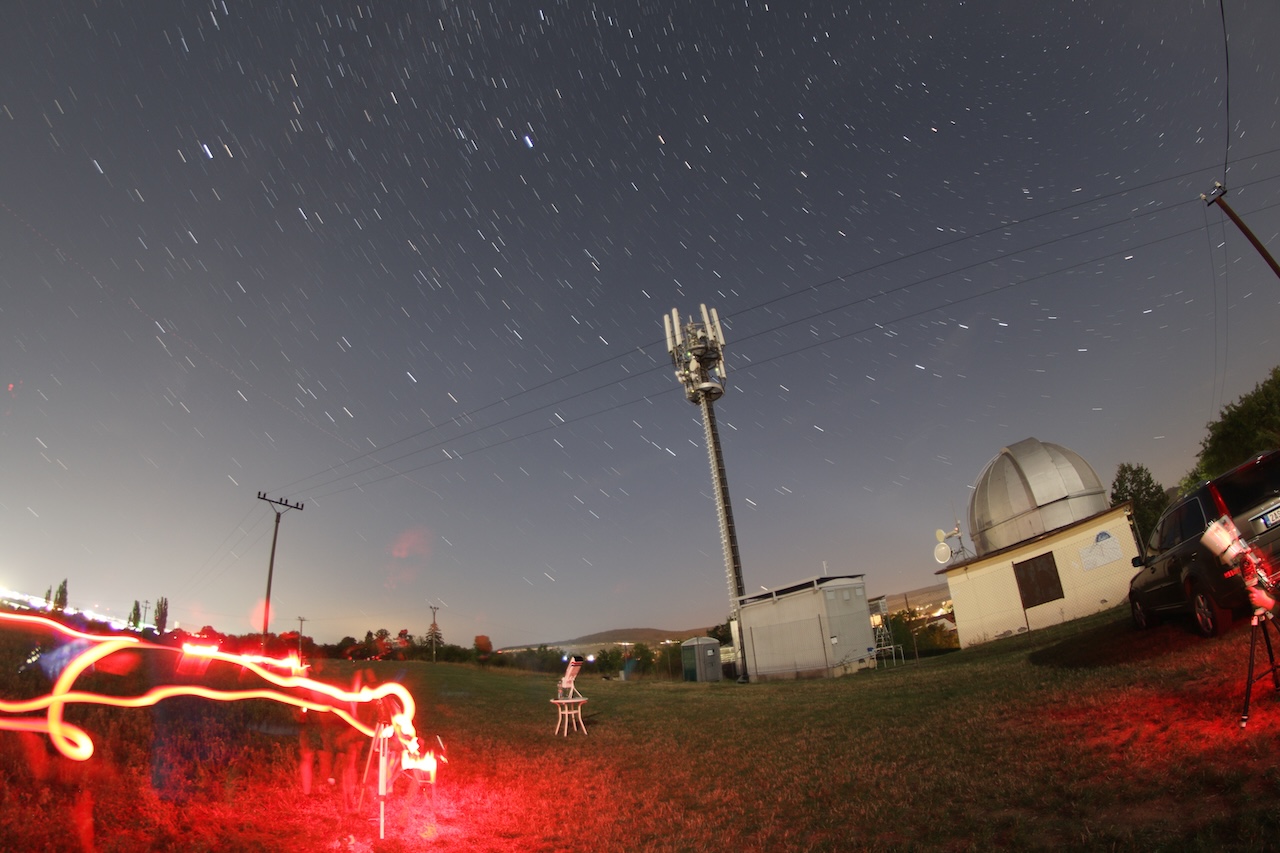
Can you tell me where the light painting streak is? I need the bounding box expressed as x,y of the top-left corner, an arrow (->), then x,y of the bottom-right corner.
0,611 -> 439,773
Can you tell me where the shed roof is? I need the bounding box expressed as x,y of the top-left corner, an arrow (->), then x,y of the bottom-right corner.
738,573 -> 865,606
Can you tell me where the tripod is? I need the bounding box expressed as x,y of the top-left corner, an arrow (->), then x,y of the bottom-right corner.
356,697 -> 439,840
1241,608 -> 1280,728
357,699 -> 401,840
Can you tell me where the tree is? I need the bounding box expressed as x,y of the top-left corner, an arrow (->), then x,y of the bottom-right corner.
1109,463 -> 1170,545
1177,464 -> 1208,498
197,625 -> 225,644
706,620 -> 732,646
44,586 -> 52,608
631,642 -> 656,675
656,642 -> 683,680
474,635 -> 493,665
128,600 -> 141,629
425,621 -> 444,659
1198,365 -> 1280,478
154,596 -> 169,633
888,609 -> 958,657
353,629 -> 394,660
594,646 -> 623,675
54,579 -> 68,611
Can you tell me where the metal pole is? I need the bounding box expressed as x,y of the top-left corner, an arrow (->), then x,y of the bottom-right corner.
1204,185 -> 1280,281
819,614 -> 830,676
428,604 -> 440,663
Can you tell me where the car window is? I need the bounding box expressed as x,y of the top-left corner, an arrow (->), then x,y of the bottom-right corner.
1155,505 -> 1183,552
1214,453 -> 1280,516
1178,498 -> 1208,544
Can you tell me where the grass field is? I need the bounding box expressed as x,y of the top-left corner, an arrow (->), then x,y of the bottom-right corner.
6,606 -> 1280,851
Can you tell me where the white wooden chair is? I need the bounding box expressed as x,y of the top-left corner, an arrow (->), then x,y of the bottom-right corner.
550,656 -> 587,735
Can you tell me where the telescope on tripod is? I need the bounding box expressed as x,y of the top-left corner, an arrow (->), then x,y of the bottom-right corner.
1202,514 -> 1280,728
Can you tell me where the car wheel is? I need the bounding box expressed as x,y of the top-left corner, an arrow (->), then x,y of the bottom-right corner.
1191,586 -> 1231,637
1130,596 -> 1156,630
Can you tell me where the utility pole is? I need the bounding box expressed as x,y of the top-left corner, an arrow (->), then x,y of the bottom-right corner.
142,599 -> 150,625
257,491 -> 305,651
1203,183 -> 1280,281
664,304 -> 750,683
296,616 -> 307,658
428,604 -> 440,663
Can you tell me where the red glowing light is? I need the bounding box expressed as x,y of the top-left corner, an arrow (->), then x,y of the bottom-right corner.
0,612 -> 439,775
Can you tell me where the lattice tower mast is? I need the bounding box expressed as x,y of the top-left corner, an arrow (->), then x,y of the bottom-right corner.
664,304 -> 749,681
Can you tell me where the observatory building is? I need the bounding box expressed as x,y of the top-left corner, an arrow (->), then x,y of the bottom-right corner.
938,437 -> 1139,647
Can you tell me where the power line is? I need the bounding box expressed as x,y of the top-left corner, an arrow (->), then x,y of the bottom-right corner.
1202,200 -> 1229,421
173,505 -> 272,601
301,196 -> 1280,502
272,159 -> 1280,499
294,187 -> 1280,501
1217,0 -> 1233,185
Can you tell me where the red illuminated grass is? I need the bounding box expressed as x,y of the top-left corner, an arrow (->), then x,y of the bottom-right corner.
5,608 -> 1280,850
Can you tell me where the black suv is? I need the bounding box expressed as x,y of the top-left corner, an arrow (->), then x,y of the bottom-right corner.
1130,451 -> 1280,637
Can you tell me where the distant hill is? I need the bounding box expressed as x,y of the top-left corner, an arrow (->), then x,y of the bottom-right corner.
503,626 -> 711,652
499,583 -> 952,652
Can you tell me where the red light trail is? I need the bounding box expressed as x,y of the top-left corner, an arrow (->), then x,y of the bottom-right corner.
0,611 -> 438,778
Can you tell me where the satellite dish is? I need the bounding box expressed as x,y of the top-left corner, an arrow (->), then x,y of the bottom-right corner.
933,542 -> 952,564
935,529 -> 947,543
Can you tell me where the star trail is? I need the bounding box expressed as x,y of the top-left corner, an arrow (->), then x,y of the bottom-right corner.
2,1 -> 1279,646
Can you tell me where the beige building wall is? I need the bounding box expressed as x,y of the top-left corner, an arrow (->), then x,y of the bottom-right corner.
942,504 -> 1138,648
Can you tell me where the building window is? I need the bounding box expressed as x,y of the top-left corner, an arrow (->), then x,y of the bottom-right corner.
1012,552 -> 1065,610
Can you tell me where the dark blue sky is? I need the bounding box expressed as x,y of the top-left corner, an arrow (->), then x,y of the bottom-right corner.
2,0 -> 1279,646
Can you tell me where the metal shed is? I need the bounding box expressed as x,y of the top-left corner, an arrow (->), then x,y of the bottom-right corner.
738,574 -> 876,682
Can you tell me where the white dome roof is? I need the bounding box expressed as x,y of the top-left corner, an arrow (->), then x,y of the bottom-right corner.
968,437 -> 1107,557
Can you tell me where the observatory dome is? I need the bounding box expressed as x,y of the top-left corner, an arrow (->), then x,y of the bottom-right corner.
967,437 -> 1107,557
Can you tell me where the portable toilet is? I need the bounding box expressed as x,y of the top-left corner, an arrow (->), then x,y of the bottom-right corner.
681,637 -> 722,682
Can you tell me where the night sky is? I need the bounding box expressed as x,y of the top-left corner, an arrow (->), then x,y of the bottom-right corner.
3,1 -> 1279,647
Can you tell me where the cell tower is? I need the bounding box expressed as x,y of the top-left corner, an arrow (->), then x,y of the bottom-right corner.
663,304 -> 749,682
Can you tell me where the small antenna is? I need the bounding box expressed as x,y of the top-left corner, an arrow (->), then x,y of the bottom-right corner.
932,523 -> 970,565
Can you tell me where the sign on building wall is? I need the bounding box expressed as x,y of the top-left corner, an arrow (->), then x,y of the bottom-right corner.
1080,530 -> 1124,571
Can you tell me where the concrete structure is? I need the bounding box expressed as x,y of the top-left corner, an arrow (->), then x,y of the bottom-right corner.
738,575 -> 876,682
941,501 -> 1139,648
681,636 -> 722,682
